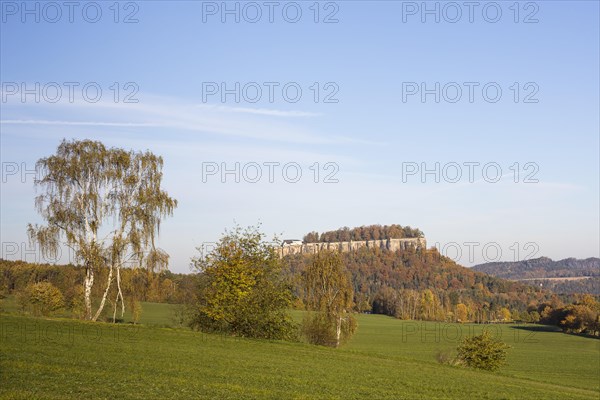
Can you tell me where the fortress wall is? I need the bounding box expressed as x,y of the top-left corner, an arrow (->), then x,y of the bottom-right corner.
279,237 -> 426,257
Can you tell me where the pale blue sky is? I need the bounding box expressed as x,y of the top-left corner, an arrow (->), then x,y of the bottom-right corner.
1,1 -> 598,272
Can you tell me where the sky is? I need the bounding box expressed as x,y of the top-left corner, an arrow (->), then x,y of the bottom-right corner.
1,0 -> 598,273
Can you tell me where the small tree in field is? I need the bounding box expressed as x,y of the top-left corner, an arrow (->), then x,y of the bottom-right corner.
131,299 -> 143,324
24,281 -> 65,316
191,225 -> 295,340
456,330 -> 510,371
28,139 -> 177,321
301,250 -> 356,347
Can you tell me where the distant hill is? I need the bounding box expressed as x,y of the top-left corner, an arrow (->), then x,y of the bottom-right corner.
284,233 -> 558,322
472,257 -> 600,295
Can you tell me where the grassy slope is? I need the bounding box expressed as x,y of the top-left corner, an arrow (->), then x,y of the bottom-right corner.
0,296 -> 177,327
1,308 -> 598,399
345,313 -> 600,393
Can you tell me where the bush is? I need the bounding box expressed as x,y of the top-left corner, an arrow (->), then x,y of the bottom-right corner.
456,330 -> 510,371
191,225 -> 297,340
20,282 -> 65,317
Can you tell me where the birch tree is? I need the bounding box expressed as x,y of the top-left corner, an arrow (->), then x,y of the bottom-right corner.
27,139 -> 177,321
302,250 -> 356,347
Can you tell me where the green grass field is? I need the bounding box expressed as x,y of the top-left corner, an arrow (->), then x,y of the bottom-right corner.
0,296 -> 178,327
1,302 -> 598,399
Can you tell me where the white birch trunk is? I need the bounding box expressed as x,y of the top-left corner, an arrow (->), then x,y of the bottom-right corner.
92,265 -> 114,322
335,315 -> 342,348
112,265 -> 125,321
84,266 -> 94,320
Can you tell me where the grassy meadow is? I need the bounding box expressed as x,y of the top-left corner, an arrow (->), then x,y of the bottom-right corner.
0,301 -> 598,399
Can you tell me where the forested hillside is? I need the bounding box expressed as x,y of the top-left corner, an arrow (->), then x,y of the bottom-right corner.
283,245 -> 559,323
472,257 -> 600,295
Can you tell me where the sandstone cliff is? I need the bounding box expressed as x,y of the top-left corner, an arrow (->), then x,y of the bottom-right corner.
280,237 -> 427,257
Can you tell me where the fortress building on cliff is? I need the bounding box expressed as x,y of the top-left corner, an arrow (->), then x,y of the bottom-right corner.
279,237 -> 427,257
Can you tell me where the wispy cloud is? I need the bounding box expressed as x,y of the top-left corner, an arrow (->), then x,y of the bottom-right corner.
0,95 -> 368,146
195,104 -> 322,117
1,119 -> 161,128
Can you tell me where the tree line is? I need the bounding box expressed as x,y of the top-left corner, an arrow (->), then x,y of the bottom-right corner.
535,294 -> 600,336
0,259 -> 195,320
303,224 -> 424,243
3,236 -> 599,339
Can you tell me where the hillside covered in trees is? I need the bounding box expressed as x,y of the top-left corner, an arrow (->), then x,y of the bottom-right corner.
283,245 -> 558,322
472,257 -> 600,295
284,225 -> 594,322
303,224 -> 424,243
283,241 -> 599,336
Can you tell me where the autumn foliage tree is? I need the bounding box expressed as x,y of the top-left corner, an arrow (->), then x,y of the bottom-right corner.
455,303 -> 468,322
301,250 -> 357,347
456,330 -> 511,371
27,139 -> 177,321
21,281 -> 65,316
191,226 -> 295,340
558,294 -> 600,336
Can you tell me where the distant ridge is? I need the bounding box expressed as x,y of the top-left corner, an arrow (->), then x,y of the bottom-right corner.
472,257 -> 600,295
